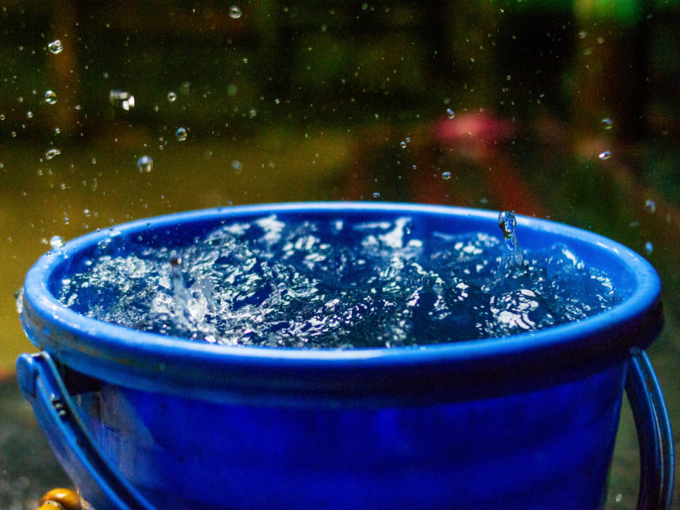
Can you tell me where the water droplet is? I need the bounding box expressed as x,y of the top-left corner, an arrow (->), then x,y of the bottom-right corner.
50,235 -> 64,249
229,6 -> 242,19
26,111 -> 33,118
45,148 -> 61,160
400,141 -> 407,148
249,108 -> 257,118
645,200 -> 656,213
601,118 -> 612,130
446,108 -> 455,119
442,171 -> 451,180
175,127 -> 187,141
228,84 -> 238,97
109,90 -> 135,110
84,209 -> 91,217
645,242 -> 653,254
506,75 -> 511,81
231,160 -> 242,174
54,127 -> 60,134
579,30 -> 587,39
362,3 -> 368,10
167,91 -> 177,102
0,114 -> 4,121
373,192 -> 381,198
137,155 -> 153,173
374,113 -> 379,119
44,90 -> 57,104
599,151 -> 611,160
48,40 -> 63,54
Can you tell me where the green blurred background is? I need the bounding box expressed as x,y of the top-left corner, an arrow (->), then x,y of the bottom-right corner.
0,0 -> 678,508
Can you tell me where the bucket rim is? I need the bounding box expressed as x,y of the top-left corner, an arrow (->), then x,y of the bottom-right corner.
20,202 -> 664,405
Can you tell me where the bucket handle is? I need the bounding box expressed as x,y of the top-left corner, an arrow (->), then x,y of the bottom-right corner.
16,352 -> 156,510
16,350 -> 675,510
626,349 -> 675,510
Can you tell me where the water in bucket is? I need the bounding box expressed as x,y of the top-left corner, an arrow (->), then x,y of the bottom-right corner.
55,211 -> 622,348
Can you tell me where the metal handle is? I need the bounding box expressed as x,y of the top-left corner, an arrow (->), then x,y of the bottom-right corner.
626,349 -> 675,510
16,352 -> 157,510
17,350 -> 674,510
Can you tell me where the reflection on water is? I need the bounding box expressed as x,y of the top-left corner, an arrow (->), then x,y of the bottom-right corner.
0,1 -> 679,508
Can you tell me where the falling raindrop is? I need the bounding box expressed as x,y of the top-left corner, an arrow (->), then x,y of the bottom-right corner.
137,155 -> 153,173
45,148 -> 61,160
645,242 -> 653,254
50,235 -> 64,250
602,118 -> 612,130
175,127 -> 187,141
167,91 -> 177,102
645,200 -> 656,213
400,141 -> 407,148
48,40 -> 63,54
229,6 -> 242,19
109,90 -> 135,110
84,209 -> 91,217
26,111 -> 33,118
231,160 -> 242,174
599,151 -> 611,160
0,114 -> 4,121
442,171 -> 451,180
373,192 -> 381,198
44,90 -> 57,104
446,108 -> 455,119
249,108 -> 257,118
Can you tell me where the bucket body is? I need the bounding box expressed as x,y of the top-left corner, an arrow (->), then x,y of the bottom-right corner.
18,203 -> 664,510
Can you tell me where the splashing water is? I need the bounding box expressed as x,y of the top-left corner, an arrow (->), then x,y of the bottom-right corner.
56,214 -> 623,348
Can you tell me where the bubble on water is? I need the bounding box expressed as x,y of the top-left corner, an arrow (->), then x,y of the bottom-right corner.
229,6 -> 242,19
44,90 -> 57,104
400,141 -> 407,148
26,111 -> 33,118
373,192 -> 381,198
645,242 -> 653,254
45,148 -> 61,160
602,118 -> 612,130
137,155 -> 153,173
645,200 -> 656,213
48,40 -> 63,54
231,160 -> 242,174
446,108 -> 455,119
598,151 -> 611,160
50,235 -> 64,249
167,91 -> 177,102
442,171 -> 451,180
175,127 -> 187,141
109,90 -> 135,110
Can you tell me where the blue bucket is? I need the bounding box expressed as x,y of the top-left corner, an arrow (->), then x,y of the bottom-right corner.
16,203 -> 674,510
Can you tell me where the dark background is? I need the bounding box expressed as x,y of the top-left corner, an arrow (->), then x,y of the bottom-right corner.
0,1 -> 678,508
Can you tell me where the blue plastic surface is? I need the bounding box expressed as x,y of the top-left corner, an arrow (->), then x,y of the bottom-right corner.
17,203 -> 670,510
